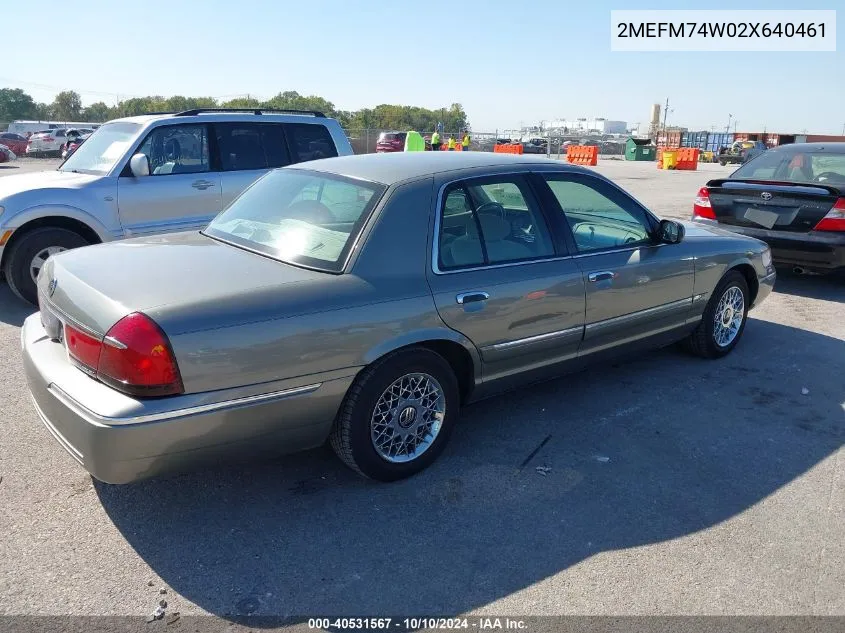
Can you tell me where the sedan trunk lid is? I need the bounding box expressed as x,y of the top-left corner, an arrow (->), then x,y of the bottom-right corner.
707,179 -> 841,233
36,231 -> 333,337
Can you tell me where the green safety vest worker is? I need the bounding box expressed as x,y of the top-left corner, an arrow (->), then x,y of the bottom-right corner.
431,131 -> 441,147
448,137 -> 456,150
462,133 -> 470,148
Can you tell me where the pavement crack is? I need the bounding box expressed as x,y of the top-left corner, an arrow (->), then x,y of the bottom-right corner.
519,434 -> 552,470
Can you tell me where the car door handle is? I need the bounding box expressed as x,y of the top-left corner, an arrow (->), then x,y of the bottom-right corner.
191,179 -> 215,190
456,291 -> 490,305
588,271 -> 615,283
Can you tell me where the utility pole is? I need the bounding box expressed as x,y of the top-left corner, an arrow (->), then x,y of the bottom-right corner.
661,97 -> 669,144
841,122 -> 845,135
726,113 -> 732,134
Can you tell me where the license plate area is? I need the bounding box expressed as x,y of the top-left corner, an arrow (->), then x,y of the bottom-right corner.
743,207 -> 780,229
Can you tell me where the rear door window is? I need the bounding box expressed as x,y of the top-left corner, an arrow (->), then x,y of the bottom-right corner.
215,123 -> 292,171
216,123 -> 267,171
284,123 -> 338,162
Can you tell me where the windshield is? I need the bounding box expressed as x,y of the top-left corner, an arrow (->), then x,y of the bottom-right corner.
59,122 -> 140,175
205,169 -> 386,272
732,148 -> 845,185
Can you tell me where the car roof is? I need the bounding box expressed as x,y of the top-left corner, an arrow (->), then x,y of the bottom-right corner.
769,142 -> 845,153
291,152 -> 589,185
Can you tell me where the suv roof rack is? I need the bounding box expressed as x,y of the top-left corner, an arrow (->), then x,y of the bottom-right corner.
173,108 -> 326,118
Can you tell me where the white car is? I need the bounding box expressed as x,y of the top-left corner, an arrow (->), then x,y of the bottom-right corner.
0,108 -> 353,304
25,129 -> 69,156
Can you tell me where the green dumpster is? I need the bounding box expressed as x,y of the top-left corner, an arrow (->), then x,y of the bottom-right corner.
625,137 -> 656,161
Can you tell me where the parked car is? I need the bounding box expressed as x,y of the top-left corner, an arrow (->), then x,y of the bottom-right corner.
60,128 -> 93,160
26,128 -> 69,156
0,108 -> 352,304
0,144 -> 16,163
521,138 -> 548,155
0,132 -> 28,155
22,152 -> 775,485
375,131 -> 407,153
693,142 -> 845,275
61,136 -> 86,160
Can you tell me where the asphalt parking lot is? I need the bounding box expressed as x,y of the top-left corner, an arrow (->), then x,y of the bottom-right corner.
0,156 -> 842,620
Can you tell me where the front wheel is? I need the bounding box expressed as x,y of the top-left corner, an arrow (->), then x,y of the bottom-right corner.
330,348 -> 460,481
684,270 -> 750,359
3,227 -> 90,304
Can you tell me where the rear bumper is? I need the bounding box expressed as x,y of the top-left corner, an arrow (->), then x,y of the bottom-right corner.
21,314 -> 352,484
695,221 -> 845,272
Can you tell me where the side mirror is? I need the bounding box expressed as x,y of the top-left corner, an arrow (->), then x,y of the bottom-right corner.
658,219 -> 685,244
129,153 -> 150,177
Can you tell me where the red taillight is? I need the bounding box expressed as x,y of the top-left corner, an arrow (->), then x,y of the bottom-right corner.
65,324 -> 102,371
97,313 -> 183,396
693,187 -> 716,220
64,312 -> 183,397
814,198 -> 845,232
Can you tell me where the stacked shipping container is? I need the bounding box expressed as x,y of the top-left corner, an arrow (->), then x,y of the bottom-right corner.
650,130 -> 844,150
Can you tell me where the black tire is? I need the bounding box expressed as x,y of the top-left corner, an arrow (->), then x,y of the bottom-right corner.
684,270 -> 750,359
719,160 -> 727,166
3,227 -> 90,305
330,347 -> 460,481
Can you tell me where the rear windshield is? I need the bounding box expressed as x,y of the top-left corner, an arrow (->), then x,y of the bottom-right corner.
379,133 -> 405,142
205,169 -> 386,273
732,148 -> 845,186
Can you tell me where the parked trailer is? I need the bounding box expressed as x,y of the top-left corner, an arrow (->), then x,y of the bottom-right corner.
6,120 -> 102,137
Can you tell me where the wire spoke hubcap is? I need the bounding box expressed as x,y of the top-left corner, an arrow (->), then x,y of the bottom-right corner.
30,246 -> 66,284
370,372 -> 446,463
713,286 -> 745,347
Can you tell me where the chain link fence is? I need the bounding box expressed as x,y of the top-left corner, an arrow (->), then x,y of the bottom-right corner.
342,128 -> 627,158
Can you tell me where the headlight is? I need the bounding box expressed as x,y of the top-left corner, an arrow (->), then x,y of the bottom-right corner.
761,247 -> 772,268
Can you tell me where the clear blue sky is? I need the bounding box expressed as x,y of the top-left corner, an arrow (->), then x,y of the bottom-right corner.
5,0 -> 842,134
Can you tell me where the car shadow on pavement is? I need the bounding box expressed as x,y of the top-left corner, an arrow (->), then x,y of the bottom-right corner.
772,267 -> 845,303
0,282 -> 35,326
95,319 -> 844,622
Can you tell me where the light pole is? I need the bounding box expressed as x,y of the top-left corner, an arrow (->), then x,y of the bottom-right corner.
726,114 -> 732,134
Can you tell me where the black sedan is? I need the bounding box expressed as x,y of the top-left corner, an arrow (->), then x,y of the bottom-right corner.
692,143 -> 845,275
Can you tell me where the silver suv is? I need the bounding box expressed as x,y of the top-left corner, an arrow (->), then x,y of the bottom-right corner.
0,108 -> 353,303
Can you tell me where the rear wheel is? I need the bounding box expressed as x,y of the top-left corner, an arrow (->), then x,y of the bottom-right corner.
684,270 -> 749,359
3,227 -> 90,304
330,348 -> 460,481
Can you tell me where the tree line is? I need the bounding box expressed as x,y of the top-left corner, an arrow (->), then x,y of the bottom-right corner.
0,88 -> 470,132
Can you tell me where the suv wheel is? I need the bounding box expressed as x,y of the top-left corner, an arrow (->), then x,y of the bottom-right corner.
330,348 -> 460,481
4,227 -> 90,305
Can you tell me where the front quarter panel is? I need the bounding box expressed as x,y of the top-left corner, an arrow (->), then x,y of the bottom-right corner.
682,226 -> 771,316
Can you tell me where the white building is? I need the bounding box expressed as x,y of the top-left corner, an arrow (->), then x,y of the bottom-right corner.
543,118 -> 628,135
